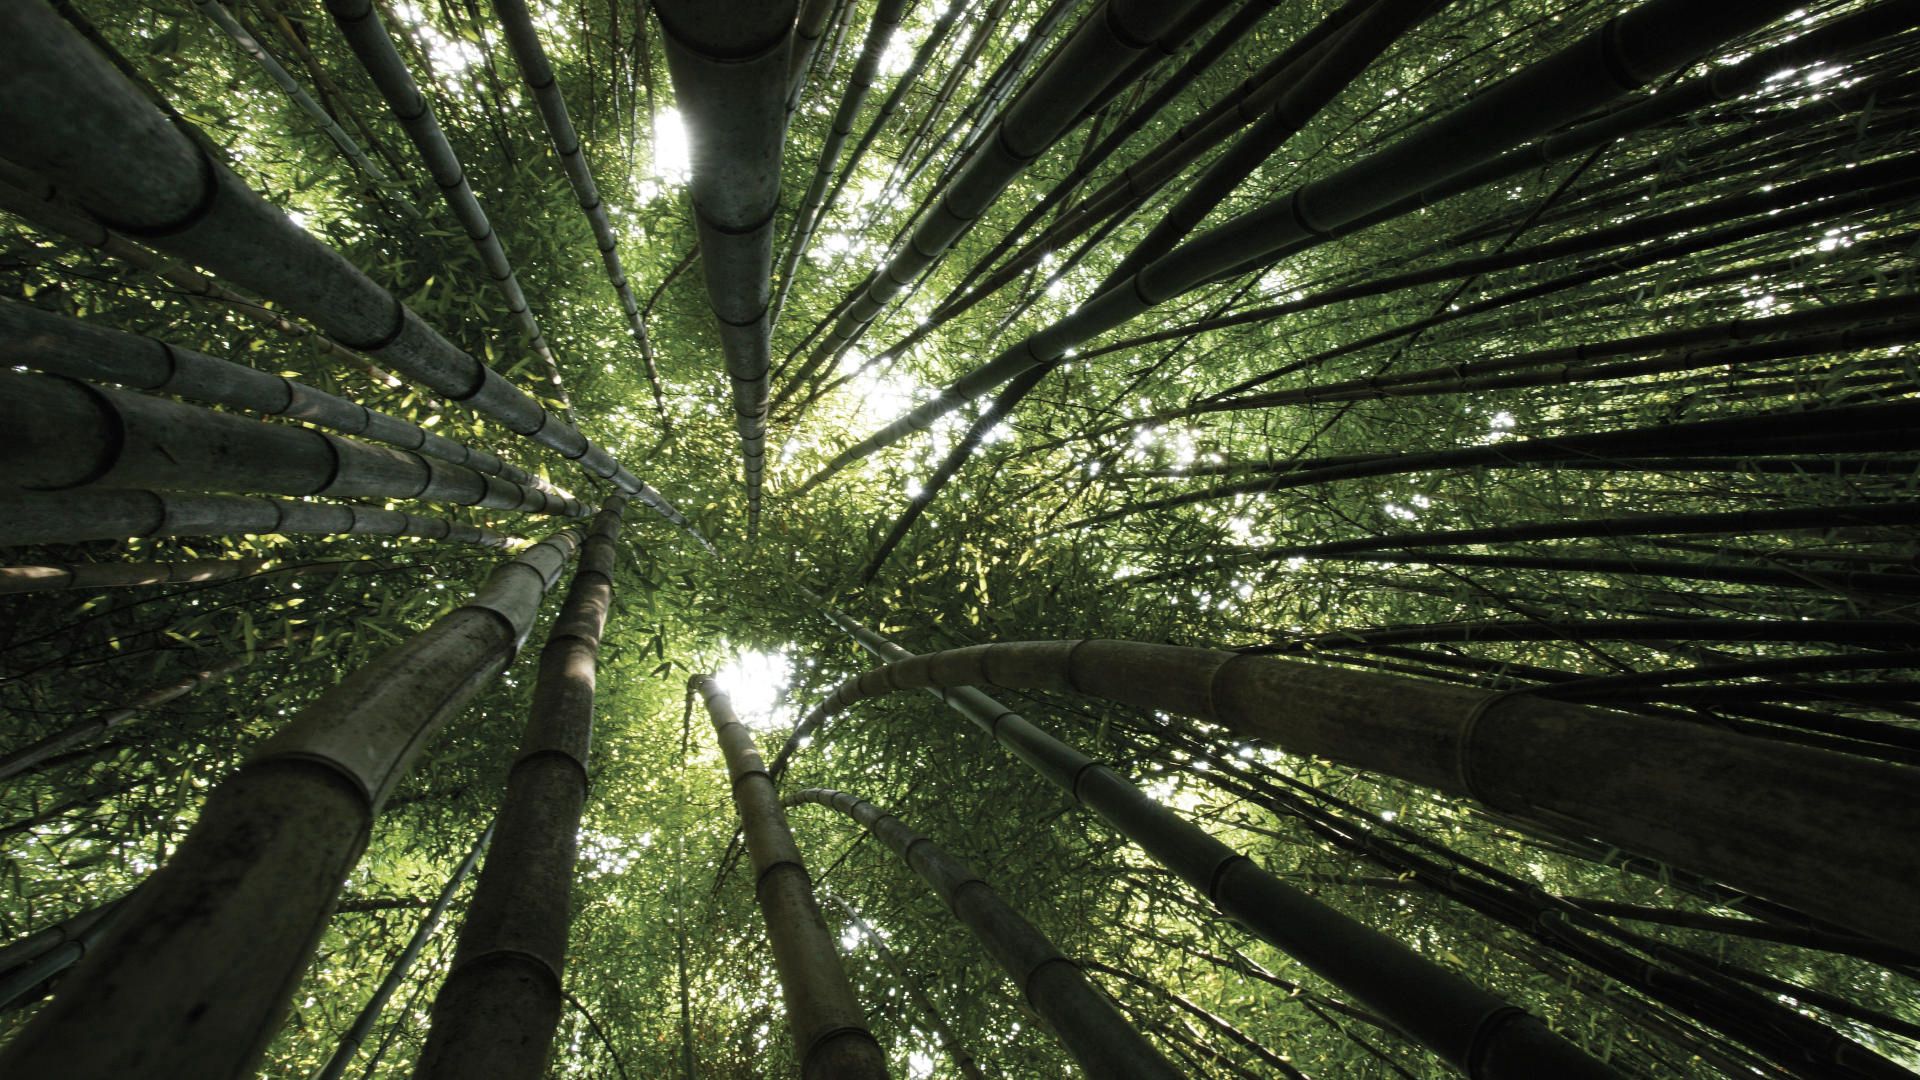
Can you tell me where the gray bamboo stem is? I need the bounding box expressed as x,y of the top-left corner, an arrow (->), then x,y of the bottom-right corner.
415,499 -> 629,1079
0,527 -> 584,1079
693,675 -> 890,1078
0,490 -> 508,549
789,787 -> 1182,1079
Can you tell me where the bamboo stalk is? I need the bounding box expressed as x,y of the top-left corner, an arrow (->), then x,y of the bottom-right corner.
651,0 -> 798,536
323,0 -> 584,420
0,4 -> 699,540
821,893 -> 989,1080
790,594 -> 1614,1078
0,527 -> 584,1079
791,638 -> 1920,952
694,675 -> 890,1079
415,499 -> 629,1079
0,372 -> 585,518
0,301 -> 548,491
0,490 -> 509,549
790,786 -> 1183,1078
491,0 -> 662,417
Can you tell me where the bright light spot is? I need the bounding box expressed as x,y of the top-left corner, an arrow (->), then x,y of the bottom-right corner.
880,29 -> 916,77
652,108 -> 691,184
908,1049 -> 936,1078
713,646 -> 792,731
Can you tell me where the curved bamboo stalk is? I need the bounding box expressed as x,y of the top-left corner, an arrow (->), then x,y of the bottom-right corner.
788,787 -> 1183,1079
769,0 -> 911,328
821,893 -> 988,1080
0,526 -> 584,1079
317,821 -> 493,1080
0,4 -> 697,537
784,595 -> 1613,1078
0,301 -> 546,491
0,629 -> 310,783
415,499 -> 628,1079
0,372 -> 585,518
323,0 -> 581,420
798,0 -> 1213,381
188,0 -> 413,208
791,639 -> 1920,952
693,675 -> 890,1079
492,0 -> 663,417
0,490 -> 507,549
651,0 -> 798,535
793,0 -> 1812,491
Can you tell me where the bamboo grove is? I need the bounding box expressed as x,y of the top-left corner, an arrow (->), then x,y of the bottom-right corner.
0,0 -> 1916,1075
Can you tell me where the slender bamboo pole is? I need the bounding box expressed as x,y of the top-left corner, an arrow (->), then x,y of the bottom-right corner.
491,0 -> 663,416
317,822 -> 494,1080
0,3 -> 698,539
0,556 -> 359,596
0,372 -> 584,518
651,0 -> 798,536
0,527 -> 584,1079
414,499 -> 628,1079
0,490 -> 508,549
790,638 -> 1920,952
693,675 -> 890,1079
323,0 -> 585,419
789,787 -> 1183,1079
821,893 -> 989,1080
788,593 -> 1614,1079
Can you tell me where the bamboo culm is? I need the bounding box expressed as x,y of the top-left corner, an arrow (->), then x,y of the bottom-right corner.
0,490 -> 508,549
0,3 -> 698,536
789,593 -> 1614,1079
694,675 -> 890,1079
788,639 -> 1920,953
0,372 -> 585,518
0,527 -> 583,1079
415,499 -> 629,1079
788,787 -> 1184,1079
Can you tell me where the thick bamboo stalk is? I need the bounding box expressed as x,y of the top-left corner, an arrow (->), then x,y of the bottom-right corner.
415,499 -> 628,1079
693,675 -> 890,1079
323,0 -> 584,418
821,894 -> 988,1080
795,0 -> 1811,490
0,490 -> 507,549
0,3 -> 697,537
792,639 -> 1920,952
787,596 -> 1613,1078
789,787 -> 1183,1079
491,0 -> 662,414
317,822 -> 493,1080
0,629 -> 309,782
0,556 -> 327,595
800,0 -> 1214,377
0,372 -> 585,518
651,0 -> 798,534
0,526 -> 584,1079
0,301 -> 546,490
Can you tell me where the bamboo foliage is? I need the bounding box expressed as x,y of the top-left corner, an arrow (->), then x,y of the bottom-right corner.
694,675 -> 890,1079
789,639 -> 1920,953
0,2 -> 695,534
787,786 -> 1184,1079
0,527 -> 582,1078
415,498 -> 628,1079
651,0 -> 798,534
821,893 -> 988,1080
